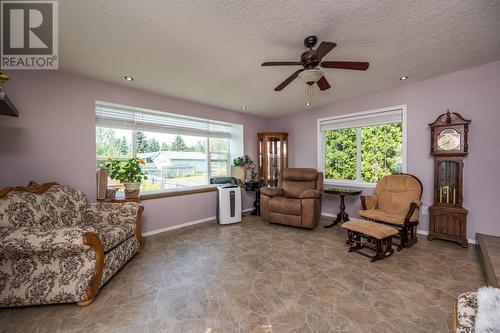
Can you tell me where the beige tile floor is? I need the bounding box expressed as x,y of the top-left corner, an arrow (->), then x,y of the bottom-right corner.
0,215 -> 484,333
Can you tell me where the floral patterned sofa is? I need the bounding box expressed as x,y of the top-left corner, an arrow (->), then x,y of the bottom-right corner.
0,182 -> 144,307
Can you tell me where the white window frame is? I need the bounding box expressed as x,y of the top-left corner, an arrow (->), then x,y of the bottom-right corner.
95,101 -> 241,193
317,105 -> 407,188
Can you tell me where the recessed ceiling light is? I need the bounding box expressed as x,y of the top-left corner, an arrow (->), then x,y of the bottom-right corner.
124,76 -> 134,81
241,106 -> 247,109
305,102 -> 312,106
400,75 -> 408,80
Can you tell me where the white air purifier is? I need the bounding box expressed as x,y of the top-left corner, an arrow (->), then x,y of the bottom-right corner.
216,185 -> 242,224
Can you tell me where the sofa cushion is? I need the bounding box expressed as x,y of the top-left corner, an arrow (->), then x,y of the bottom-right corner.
269,197 -> 301,216
457,292 -> 478,330
0,185 -> 89,228
94,222 -> 135,252
359,209 -> 406,225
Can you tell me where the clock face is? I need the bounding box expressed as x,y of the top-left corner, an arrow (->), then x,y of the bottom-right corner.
437,128 -> 460,151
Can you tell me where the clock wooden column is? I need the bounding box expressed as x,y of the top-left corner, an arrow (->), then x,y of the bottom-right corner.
428,110 -> 471,248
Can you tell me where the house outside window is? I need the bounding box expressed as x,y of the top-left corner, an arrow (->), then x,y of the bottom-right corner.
317,105 -> 407,187
95,102 -> 243,193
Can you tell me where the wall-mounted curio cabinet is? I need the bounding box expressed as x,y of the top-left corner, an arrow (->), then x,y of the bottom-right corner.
257,132 -> 288,187
428,110 -> 471,248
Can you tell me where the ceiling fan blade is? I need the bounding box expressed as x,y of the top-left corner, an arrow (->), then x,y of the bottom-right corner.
316,76 -> 331,91
262,62 -> 302,66
311,42 -> 337,60
320,61 -> 369,71
274,69 -> 304,91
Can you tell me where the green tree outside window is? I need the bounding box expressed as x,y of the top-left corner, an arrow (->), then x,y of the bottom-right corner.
324,128 -> 357,180
324,123 -> 402,183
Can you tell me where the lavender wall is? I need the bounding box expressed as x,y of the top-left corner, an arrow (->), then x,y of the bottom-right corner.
0,71 -> 269,233
270,60 -> 500,239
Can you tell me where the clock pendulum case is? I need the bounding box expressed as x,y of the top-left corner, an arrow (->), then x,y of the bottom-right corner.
428,110 -> 471,247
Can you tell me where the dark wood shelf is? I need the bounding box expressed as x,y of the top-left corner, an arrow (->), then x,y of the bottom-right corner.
0,92 -> 18,117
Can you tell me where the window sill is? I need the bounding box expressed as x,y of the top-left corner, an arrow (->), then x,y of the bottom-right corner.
324,180 -> 377,189
141,185 -> 221,200
108,185 -> 220,202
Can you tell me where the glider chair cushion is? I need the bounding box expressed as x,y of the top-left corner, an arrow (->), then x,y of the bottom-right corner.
261,168 -> 323,229
0,182 -> 144,307
358,174 -> 423,249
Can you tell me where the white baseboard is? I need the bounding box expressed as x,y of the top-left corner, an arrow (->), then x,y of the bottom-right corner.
142,208 -> 254,237
142,216 -> 216,237
321,212 -> 477,245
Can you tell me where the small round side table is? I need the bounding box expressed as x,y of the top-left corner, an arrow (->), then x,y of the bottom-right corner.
323,187 -> 362,228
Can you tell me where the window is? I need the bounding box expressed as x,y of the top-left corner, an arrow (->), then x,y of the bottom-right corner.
318,106 -> 406,186
96,102 -> 242,193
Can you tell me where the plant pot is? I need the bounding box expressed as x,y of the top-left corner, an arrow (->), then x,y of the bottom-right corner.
105,188 -> 117,199
230,166 -> 246,185
123,182 -> 141,199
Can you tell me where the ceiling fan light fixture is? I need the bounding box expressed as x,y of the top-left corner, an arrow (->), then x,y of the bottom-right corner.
298,69 -> 324,85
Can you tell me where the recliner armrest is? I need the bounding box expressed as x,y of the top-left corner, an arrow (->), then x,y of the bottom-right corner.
360,195 -> 378,210
260,187 -> 284,197
300,190 -> 322,199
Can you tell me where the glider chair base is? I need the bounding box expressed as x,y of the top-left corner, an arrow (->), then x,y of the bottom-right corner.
362,218 -> 419,251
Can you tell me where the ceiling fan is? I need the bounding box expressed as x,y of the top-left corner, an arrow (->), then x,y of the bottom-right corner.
262,36 -> 369,92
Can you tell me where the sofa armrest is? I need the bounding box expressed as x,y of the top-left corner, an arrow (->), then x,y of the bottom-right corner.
0,226 -> 96,255
85,202 -> 141,225
360,195 -> 378,210
300,190 -> 322,199
260,187 -> 284,197
85,202 -> 145,250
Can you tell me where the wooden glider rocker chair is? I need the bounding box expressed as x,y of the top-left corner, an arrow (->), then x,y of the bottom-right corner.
260,168 -> 323,229
359,174 -> 423,251
0,182 -> 144,307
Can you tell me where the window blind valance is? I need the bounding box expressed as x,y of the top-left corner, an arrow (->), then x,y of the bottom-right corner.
319,109 -> 403,131
95,103 -> 233,138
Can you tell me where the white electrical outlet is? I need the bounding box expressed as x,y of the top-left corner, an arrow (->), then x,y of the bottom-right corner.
421,206 -> 429,215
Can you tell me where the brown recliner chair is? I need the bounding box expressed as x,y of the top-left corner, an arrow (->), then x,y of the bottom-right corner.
260,168 -> 323,229
359,174 -> 423,250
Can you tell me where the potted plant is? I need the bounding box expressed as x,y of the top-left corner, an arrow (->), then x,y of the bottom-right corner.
231,156 -> 247,185
105,157 -> 148,198
232,155 -> 258,188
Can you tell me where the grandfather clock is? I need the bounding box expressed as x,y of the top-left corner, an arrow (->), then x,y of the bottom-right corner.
428,110 -> 471,247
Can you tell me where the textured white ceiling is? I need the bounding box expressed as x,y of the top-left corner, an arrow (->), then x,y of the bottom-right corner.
59,0 -> 500,117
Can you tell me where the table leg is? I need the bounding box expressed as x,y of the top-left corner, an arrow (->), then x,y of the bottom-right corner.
324,193 -> 347,228
251,190 -> 260,216
339,193 -> 350,222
